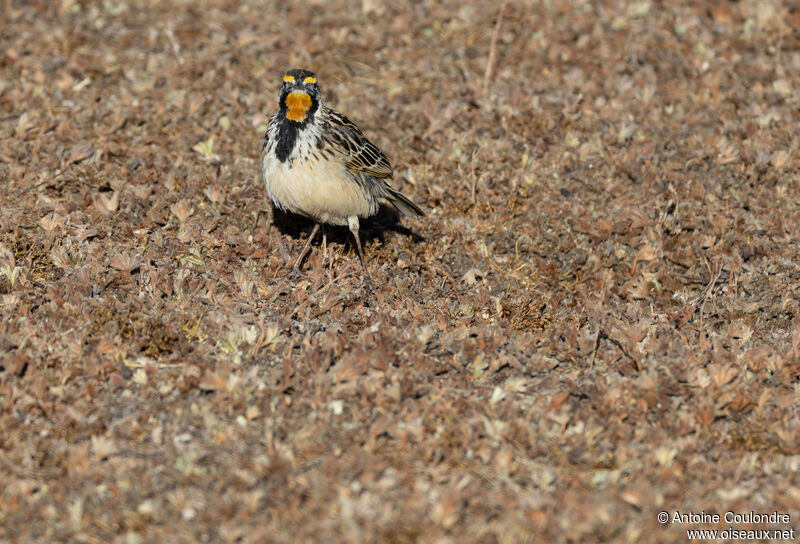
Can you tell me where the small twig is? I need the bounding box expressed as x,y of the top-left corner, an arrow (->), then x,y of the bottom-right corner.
430,265 -> 456,289
482,1 -> 509,97
690,257 -> 724,329
5,168 -> 67,198
288,271 -> 354,320
599,330 -> 642,372
470,149 -> 479,205
165,24 -> 185,65
591,326 -> 602,367
775,22 -> 783,77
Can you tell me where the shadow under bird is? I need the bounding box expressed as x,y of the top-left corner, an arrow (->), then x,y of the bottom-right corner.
261,68 -> 424,289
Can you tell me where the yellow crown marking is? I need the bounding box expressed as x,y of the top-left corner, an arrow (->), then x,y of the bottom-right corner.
285,91 -> 312,122
303,76 -> 317,84
283,75 -> 295,83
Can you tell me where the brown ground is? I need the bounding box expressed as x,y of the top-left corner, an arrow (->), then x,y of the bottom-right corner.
2,1 -> 800,542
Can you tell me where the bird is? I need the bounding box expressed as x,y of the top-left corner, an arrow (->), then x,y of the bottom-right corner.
261,68 -> 423,290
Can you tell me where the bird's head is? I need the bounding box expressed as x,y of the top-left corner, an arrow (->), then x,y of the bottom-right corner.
278,69 -> 321,124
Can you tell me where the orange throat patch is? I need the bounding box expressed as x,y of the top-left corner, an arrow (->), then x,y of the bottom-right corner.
285,91 -> 312,122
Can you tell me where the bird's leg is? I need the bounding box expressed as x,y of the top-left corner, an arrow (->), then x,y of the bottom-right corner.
290,223 -> 320,275
348,216 -> 373,291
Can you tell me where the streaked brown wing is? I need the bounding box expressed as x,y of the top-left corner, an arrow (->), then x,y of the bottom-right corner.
323,108 -> 393,179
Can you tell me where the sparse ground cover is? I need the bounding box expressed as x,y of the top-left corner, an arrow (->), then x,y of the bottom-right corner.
2,1 -> 800,542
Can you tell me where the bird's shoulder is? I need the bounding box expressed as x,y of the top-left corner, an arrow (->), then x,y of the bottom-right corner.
318,106 -> 392,179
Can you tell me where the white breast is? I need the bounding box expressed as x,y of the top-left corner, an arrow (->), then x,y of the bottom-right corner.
262,124 -> 377,226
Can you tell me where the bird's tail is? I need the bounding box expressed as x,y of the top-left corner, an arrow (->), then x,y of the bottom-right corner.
384,186 -> 424,218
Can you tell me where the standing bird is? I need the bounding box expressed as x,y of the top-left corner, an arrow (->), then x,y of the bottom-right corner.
261,68 -> 424,289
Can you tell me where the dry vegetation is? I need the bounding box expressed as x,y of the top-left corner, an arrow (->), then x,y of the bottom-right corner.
2,0 -> 800,542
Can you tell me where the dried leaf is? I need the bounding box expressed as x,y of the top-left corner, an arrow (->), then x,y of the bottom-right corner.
170,199 -> 194,222
67,143 -> 95,165
109,252 -> 142,273
98,191 -> 119,213
193,136 -> 220,162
